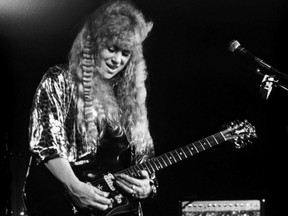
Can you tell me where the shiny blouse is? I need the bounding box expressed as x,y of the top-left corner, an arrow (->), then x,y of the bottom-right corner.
28,64 -> 155,166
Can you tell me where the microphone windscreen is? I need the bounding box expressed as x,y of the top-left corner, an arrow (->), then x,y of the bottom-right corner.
228,40 -> 241,52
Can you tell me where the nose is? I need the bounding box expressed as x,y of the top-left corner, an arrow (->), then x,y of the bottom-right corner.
111,52 -> 122,65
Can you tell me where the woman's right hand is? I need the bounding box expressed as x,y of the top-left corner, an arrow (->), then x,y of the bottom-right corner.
45,158 -> 112,211
67,180 -> 112,211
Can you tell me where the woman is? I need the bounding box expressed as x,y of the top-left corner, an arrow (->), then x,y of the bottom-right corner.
23,1 -> 157,215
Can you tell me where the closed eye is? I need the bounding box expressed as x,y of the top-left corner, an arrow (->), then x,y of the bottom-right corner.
108,46 -> 116,53
122,50 -> 131,57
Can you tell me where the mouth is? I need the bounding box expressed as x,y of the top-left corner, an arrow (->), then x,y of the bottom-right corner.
106,63 -> 119,71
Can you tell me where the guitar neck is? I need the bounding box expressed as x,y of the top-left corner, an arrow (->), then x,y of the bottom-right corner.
117,131 -> 226,177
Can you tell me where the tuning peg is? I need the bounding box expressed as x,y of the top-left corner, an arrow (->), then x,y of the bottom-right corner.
222,120 -> 239,129
234,140 -> 248,149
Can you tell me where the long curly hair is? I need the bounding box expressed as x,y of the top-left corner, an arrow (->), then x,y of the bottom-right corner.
68,0 -> 153,154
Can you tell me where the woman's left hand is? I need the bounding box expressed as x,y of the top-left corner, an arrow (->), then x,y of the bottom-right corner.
114,170 -> 151,199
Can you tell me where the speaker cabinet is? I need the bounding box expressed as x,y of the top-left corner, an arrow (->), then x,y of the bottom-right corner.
179,199 -> 264,216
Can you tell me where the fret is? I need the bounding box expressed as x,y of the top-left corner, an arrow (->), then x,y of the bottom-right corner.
156,158 -> 164,169
215,132 -> 226,143
144,161 -> 155,173
134,165 -> 142,177
131,166 -> 139,176
200,139 -> 211,150
187,143 -> 198,154
124,168 -> 132,176
170,150 -> 179,163
193,143 -> 200,153
177,148 -> 187,160
128,167 -> 136,176
182,147 -> 189,158
206,136 -> 215,147
152,158 -> 163,170
204,138 -> 212,148
163,153 -> 173,165
149,158 -> 158,171
134,167 -> 141,176
172,150 -> 182,161
158,156 -> 168,167
142,162 -> 157,175
179,148 -> 188,159
138,163 -> 151,175
198,140 -> 206,151
166,152 -> 177,163
183,145 -> 193,156
211,134 -> 219,145
219,132 -> 226,141
181,147 -> 190,158
150,158 -> 161,171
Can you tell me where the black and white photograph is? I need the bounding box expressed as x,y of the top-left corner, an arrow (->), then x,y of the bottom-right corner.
1,0 -> 287,216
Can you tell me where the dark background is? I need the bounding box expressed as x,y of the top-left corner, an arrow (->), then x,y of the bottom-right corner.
1,0 -> 288,216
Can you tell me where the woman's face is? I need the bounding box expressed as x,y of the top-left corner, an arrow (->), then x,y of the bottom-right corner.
98,45 -> 131,79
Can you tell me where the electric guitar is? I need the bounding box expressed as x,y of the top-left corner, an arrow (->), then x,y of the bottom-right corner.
24,120 -> 257,216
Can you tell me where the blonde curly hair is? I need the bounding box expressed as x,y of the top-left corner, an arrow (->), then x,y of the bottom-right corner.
68,0 -> 154,155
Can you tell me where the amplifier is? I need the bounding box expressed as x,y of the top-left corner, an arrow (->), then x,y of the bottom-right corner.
179,199 -> 264,216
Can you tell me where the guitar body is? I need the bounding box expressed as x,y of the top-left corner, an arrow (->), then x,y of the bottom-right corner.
24,134 -> 139,216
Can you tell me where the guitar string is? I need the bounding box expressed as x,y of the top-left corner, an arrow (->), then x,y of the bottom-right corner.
88,140 -> 211,189
86,127 -> 253,191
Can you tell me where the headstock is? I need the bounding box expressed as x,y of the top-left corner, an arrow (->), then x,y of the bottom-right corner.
222,119 -> 257,148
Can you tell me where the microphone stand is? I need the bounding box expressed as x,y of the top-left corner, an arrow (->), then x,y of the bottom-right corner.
256,68 -> 288,100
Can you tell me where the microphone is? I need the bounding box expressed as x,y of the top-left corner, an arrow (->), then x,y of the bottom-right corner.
229,40 -> 255,58
229,40 -> 288,99
228,40 -> 283,76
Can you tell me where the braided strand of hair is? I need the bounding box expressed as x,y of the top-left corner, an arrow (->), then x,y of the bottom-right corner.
81,34 -> 98,146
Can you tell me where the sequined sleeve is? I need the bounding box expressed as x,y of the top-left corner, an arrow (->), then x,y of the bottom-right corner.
29,65 -> 71,164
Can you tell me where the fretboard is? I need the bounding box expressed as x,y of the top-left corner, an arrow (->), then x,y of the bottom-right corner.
117,131 -> 226,177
